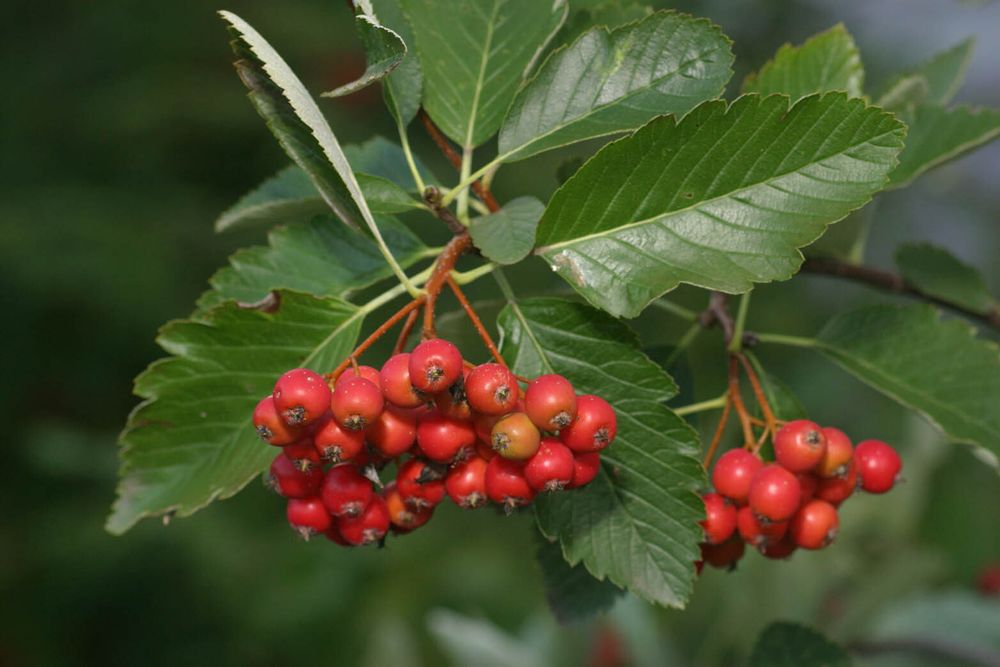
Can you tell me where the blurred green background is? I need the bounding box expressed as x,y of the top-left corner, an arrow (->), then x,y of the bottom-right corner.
3,1 -> 999,665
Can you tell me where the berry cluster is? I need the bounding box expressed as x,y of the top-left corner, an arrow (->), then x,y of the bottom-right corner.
251,338 -> 617,545
699,420 -> 902,569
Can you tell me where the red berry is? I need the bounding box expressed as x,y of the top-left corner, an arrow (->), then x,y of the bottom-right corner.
267,453 -> 323,498
701,493 -> 737,545
408,339 -> 463,394
465,363 -> 520,415
491,412 -> 542,461
760,535 -> 797,560
367,406 -> 417,458
313,417 -> 365,463
335,365 -> 381,390
568,452 -> 601,488
321,464 -> 374,518
524,374 -> 577,431
416,411 -> 477,463
446,457 -> 489,508
473,412 -> 500,443
795,472 -> 818,503
816,427 -> 853,478
790,499 -> 839,550
560,395 -> 616,452
253,396 -> 302,446
475,440 -> 496,461
383,483 -> 433,533
337,495 -> 390,546
273,368 -> 331,427
324,524 -> 351,547
524,438 -> 575,492
286,497 -> 332,538
396,458 -> 446,509
434,371 -> 473,421
331,377 -> 384,431
485,456 -> 535,512
773,420 -> 826,472
854,439 -> 902,494
380,353 -> 425,409
736,505 -> 787,547
283,439 -> 322,471
701,536 -> 745,570
978,564 -> 1000,597
711,449 -> 763,504
815,459 -> 857,505
749,464 -> 801,523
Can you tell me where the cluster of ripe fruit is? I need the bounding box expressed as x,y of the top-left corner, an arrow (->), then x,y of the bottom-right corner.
699,420 -> 902,569
251,338 -> 617,546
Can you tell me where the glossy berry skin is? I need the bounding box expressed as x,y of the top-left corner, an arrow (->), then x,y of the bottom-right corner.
485,456 -> 535,511
701,493 -> 737,545
568,452 -> 601,489
408,339 -> 463,394
560,395 -> 616,453
701,536 -> 745,570
396,459 -> 446,509
524,374 -> 577,431
790,499 -> 839,550
760,535 -> 797,560
815,460 -> 857,505
335,365 -> 381,390
324,524 -> 351,547
434,372 -> 473,421
283,439 -> 322,471
816,427 -> 853,478
795,473 -> 818,503
736,506 -> 787,547
253,396 -> 302,446
331,377 -> 384,431
749,464 -> 802,523
383,484 -> 433,532
473,413 -> 500,444
313,417 -> 365,463
491,412 -> 542,461
321,464 -> 374,518
465,363 -> 519,415
380,353 -> 425,409
416,411 -> 477,463
445,457 -> 488,508
367,406 -> 417,458
524,438 -> 575,492
711,449 -> 763,504
773,420 -> 827,472
854,439 -> 902,494
268,454 -> 323,498
273,368 -> 332,427
286,497 -> 332,537
337,495 -> 390,546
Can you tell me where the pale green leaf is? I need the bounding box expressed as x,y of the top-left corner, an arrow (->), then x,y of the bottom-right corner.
896,242 -> 995,315
536,536 -> 622,622
343,135 -> 436,188
370,0 -> 423,125
877,74 -> 930,113
322,0 -> 406,99
498,11 -> 733,163
878,38 -> 975,108
750,623 -> 852,667
427,609 -> 545,667
536,93 -> 906,318
468,197 -> 544,265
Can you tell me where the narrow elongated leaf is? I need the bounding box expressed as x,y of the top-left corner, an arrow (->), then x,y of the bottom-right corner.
497,298 -> 705,608
370,0 -> 423,125
109,291 -> 365,534
896,243 -> 995,315
322,0 -> 406,99
813,304 -> 1000,468
536,93 -> 906,318
536,536 -> 622,622
402,0 -> 568,147
878,38 -> 975,108
468,197 -> 544,264
743,24 -> 864,101
750,623 -> 852,667
498,11 -> 733,162
888,105 -> 1000,189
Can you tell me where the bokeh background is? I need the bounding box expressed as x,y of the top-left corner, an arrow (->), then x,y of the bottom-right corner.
3,0 -> 999,665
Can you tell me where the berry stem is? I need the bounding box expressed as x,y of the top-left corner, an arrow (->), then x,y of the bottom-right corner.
753,332 -> 818,348
736,352 -> 780,435
445,274 -> 506,366
673,393 -> 728,416
422,234 -> 473,339
327,296 -> 427,381
703,394 -> 732,468
727,355 -> 756,448
393,307 -> 420,354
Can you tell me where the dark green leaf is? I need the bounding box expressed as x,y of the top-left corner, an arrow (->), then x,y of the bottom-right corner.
343,135 -> 436,188
402,0 -> 568,147
498,11 -> 733,162
468,197 -> 544,265
356,173 -> 424,214
536,93 -> 906,318
878,38 -> 975,108
896,242 -> 995,315
555,1 -> 653,49
322,0 -> 406,99
108,291 -> 364,534
743,24 -> 864,102
370,0 -> 423,125
497,298 -> 705,608
536,536 -> 622,623
750,622 -> 852,667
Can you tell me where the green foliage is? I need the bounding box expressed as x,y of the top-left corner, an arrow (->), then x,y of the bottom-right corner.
468,197 -> 544,265
878,38 -> 975,108
370,0 -> 424,125
749,622 -> 852,667
535,537 -> 622,623
321,0 -> 406,99
896,242 -> 996,315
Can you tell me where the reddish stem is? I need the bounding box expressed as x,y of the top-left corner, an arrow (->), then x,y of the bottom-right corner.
422,234 -> 472,339
418,110 -> 500,213
327,296 -> 426,382
446,274 -> 505,366
393,307 -> 419,355
727,355 -> 756,449
703,395 -> 732,468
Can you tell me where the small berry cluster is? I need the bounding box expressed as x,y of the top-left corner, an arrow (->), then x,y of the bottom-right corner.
699,419 -> 902,570
251,338 -> 617,545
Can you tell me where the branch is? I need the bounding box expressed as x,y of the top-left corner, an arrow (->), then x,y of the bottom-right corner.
418,110 -> 500,212
422,234 -> 473,338
802,257 -> 1000,332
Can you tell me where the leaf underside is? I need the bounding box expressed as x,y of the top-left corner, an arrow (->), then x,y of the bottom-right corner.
322,2 -> 406,99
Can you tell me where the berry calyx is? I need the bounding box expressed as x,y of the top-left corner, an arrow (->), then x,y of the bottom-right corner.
321,464 -> 374,518
445,457 -> 489,508
560,395 -> 616,453
816,427 -> 853,478
253,396 -> 302,446
484,456 -> 535,513
749,464 -> 801,523
790,499 -> 839,550
408,339 -> 463,394
380,353 -> 425,409
267,453 -> 323,498
416,411 -> 477,463
701,493 -> 737,545
773,420 -> 827,472
273,368 -> 332,427
465,363 -> 520,415
736,505 -> 787,547
491,412 -> 542,460
815,460 -> 857,505
283,439 -> 322,471
711,448 -> 763,504
434,372 -> 473,421
567,452 -> 601,489
854,439 -> 902,494
366,406 -> 417,458
524,438 -> 575,492
286,497 -> 332,539
331,376 -> 384,431
383,483 -> 433,532
524,374 -> 577,431
396,458 -> 446,509
337,495 -> 390,546
313,417 -> 365,463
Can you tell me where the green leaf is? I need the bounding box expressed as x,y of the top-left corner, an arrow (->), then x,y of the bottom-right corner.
536,93 -> 906,318
556,0 -> 653,49
108,291 -> 365,534
876,74 -> 930,113
498,11 -> 733,163
322,0 -> 406,99
536,536 -> 622,623
427,609 -> 546,667
402,0 -> 568,147
468,197 -> 544,265
878,38 -> 975,108
814,304 -> 1000,468
356,173 -> 424,214
896,242 -> 995,315
497,298 -> 705,608
343,135 -> 435,188
888,105 -> 1000,189
750,622 -> 852,667
743,24 -> 864,102
198,215 -> 429,313
370,0 -> 423,125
